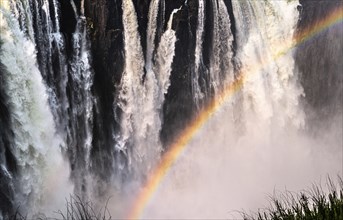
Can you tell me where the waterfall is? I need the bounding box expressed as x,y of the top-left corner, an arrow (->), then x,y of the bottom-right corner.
193,0 -> 205,107
0,2 -> 66,213
0,0 -> 94,215
118,0 -> 149,179
0,0 -> 341,218
10,0 -> 35,42
140,1 -> 341,218
155,8 -> 178,97
217,0 -> 234,85
146,0 -> 160,73
117,0 -> 178,183
193,0 -> 234,105
209,0 -> 220,95
39,0 -> 69,135
232,0 -> 304,131
68,0 -> 94,195
209,0 -> 234,95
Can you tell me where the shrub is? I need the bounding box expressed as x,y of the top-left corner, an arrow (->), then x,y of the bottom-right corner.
243,176 -> 343,220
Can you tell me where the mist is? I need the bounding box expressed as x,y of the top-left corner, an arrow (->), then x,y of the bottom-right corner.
0,0 -> 342,218
141,105 -> 342,218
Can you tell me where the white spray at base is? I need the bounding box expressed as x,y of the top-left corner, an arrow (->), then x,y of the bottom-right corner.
140,0 -> 342,218
0,3 -> 73,216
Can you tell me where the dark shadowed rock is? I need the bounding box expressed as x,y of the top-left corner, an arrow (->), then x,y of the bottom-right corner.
296,0 -> 343,127
0,58 -> 17,217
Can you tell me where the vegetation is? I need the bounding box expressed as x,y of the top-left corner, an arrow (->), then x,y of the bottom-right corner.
55,195 -> 112,220
6,177 -> 343,219
243,177 -> 343,220
7,196 -> 111,220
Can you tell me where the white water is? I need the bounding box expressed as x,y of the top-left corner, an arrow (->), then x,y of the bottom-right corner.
100,4 -> 179,217
118,0 -> 178,182
119,0 -> 154,178
105,4 -> 179,216
140,0 -> 342,218
209,0 -> 221,95
217,0 -> 234,85
43,0 -> 69,135
0,4 -> 73,215
69,0 -> 94,195
146,0 -> 160,72
0,0 -> 341,218
154,9 -> 178,101
193,0 -> 234,106
0,0 -> 94,215
236,0 -> 304,131
208,0 -> 234,96
193,0 -> 205,107
9,0 -> 35,42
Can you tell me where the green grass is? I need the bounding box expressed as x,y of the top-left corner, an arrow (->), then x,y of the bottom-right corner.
243,177 -> 343,220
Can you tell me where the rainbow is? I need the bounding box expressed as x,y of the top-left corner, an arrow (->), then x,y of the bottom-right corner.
128,6 -> 343,219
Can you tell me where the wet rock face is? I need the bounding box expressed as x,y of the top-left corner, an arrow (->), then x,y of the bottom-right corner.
160,0 -> 195,146
59,0 -> 77,34
82,0 -> 123,185
0,62 -> 16,217
83,0 -> 342,145
83,0 -> 200,148
296,0 -> 343,124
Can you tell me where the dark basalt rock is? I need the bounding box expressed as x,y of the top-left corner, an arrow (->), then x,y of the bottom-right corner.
83,0 -> 125,192
59,0 -> 78,34
0,58 -> 17,217
296,0 -> 343,126
81,0 -> 342,154
161,0 -> 197,146
83,0 -> 199,157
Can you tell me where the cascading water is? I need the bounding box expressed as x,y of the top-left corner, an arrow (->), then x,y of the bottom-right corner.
117,0 -> 156,181
192,0 -> 234,107
141,0 -> 341,218
146,0 -> 160,73
0,0 -> 92,216
193,0 -> 205,107
67,0 -> 94,196
31,0 -> 70,135
154,8 -> 178,97
116,0 -> 177,184
208,0 -> 234,95
0,0 -> 341,218
0,0 -> 68,214
232,0 -> 305,131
